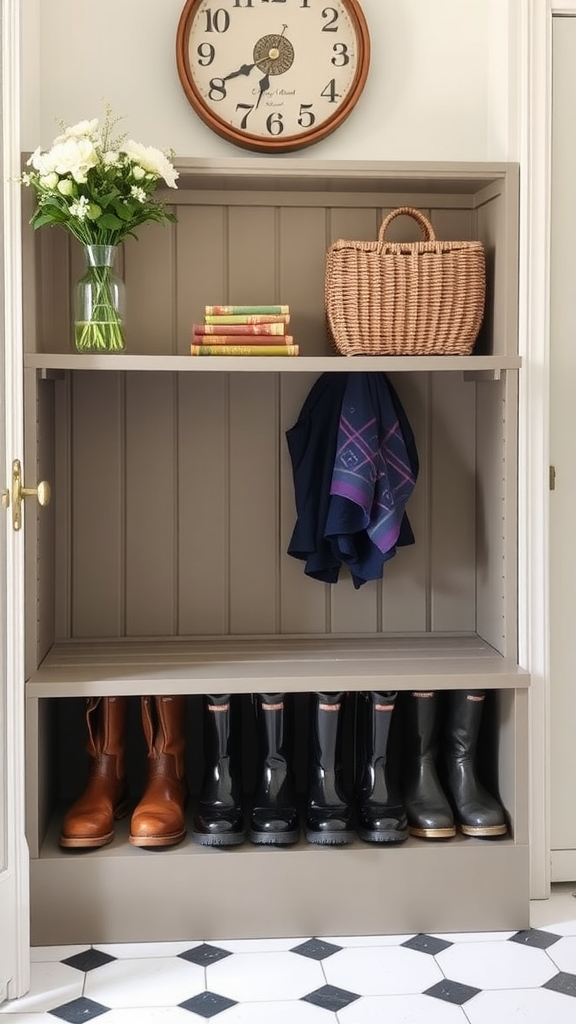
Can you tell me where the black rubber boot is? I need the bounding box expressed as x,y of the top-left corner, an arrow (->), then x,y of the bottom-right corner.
249,693 -> 299,845
401,691 -> 455,839
355,691 -> 408,843
442,690 -> 508,837
193,693 -> 245,846
305,692 -> 354,845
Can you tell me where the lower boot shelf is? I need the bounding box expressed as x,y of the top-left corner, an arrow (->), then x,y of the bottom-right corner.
30,812 -> 529,945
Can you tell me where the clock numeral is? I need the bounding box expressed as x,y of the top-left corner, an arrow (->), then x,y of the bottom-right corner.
332,42 -> 350,67
322,7 -> 339,31
301,1 -> 311,7
197,42 -> 216,66
233,0 -> 253,6
321,78 -> 340,103
208,78 -> 228,101
298,104 -> 316,129
203,8 -> 231,32
236,103 -> 254,129
266,112 -> 285,136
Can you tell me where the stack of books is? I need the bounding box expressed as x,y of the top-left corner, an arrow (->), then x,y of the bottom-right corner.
191,305 -> 298,356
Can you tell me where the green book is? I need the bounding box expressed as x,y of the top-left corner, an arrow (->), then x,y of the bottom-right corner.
205,304 -> 289,316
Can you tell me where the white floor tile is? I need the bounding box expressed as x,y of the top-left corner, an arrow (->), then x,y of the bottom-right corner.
83,956 -> 204,1009
205,950 -> 325,1002
324,934 -> 415,947
465,987 -> 576,1024
216,1000 -> 336,1023
101,1008 -> 202,1024
323,945 -> 443,996
431,931 -> 515,943
0,962 -> 82,1015
212,937 -> 307,953
546,935 -> 576,973
435,939 -> 558,990
94,941 -> 199,959
0,1015 -> 59,1023
536,920 -> 576,936
339,993 -> 469,1023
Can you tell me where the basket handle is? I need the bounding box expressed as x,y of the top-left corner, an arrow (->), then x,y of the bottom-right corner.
378,206 -> 436,244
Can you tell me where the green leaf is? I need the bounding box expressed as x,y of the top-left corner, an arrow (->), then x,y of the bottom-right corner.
32,213 -> 59,229
96,212 -> 124,229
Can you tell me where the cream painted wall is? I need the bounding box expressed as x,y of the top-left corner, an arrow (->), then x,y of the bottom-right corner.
21,0 -> 515,162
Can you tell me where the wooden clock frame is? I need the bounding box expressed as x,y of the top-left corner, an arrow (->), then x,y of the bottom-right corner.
175,0 -> 371,153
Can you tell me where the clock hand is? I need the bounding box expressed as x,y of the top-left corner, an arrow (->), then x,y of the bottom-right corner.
254,25 -> 288,108
222,62 -> 257,83
255,72 -> 270,109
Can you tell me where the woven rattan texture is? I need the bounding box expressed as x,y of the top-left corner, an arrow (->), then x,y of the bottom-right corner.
325,206 -> 486,357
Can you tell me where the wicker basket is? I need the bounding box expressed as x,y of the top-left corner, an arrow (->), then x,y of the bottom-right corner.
325,206 -> 486,356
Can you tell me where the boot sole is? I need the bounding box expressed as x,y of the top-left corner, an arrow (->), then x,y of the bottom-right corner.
129,830 -> 186,847
409,825 -> 456,839
459,823 -> 508,837
357,829 -> 408,844
59,832 -> 114,849
193,831 -> 245,846
305,830 -> 355,845
248,829 -> 299,845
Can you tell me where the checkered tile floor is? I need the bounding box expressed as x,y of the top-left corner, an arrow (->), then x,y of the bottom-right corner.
2,886 -> 576,1023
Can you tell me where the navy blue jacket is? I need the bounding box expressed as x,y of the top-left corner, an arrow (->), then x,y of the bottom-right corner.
286,373 -> 419,588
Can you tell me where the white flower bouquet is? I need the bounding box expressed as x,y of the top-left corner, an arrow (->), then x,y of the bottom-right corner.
22,108 -> 178,352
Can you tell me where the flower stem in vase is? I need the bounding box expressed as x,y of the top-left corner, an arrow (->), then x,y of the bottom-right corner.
74,245 -> 126,353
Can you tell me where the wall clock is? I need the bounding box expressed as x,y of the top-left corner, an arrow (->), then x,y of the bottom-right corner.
176,0 -> 371,153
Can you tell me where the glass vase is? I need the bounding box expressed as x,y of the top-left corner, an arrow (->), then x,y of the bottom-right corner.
74,244 -> 126,353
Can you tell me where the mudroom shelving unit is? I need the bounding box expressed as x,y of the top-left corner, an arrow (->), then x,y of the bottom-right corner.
21,158 -> 528,946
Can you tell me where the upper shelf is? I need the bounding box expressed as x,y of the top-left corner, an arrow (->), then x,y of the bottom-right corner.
26,353 -> 522,374
24,157 -> 520,365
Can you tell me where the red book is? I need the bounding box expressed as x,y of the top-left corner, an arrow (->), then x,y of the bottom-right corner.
192,333 -> 294,346
192,322 -> 286,337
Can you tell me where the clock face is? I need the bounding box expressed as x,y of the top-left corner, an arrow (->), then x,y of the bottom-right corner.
176,0 -> 370,153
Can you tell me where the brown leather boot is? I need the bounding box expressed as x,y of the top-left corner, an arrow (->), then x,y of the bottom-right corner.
129,695 -> 187,847
59,696 -> 129,848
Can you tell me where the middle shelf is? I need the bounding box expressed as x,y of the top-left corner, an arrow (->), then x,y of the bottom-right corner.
26,635 -> 529,698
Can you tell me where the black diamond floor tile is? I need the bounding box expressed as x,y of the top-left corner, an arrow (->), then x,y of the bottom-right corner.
543,972 -> 576,998
509,928 -> 562,950
301,984 -> 360,1011
62,949 -> 117,973
291,938 -> 343,960
49,996 -> 110,1022
402,933 -> 453,956
178,943 -> 233,966
424,979 -> 481,1005
179,991 -> 238,1017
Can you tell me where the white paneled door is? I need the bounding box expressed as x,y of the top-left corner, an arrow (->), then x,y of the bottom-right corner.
0,0 -> 30,1003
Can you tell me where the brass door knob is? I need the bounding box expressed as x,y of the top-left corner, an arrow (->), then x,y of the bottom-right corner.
4,459 -> 51,531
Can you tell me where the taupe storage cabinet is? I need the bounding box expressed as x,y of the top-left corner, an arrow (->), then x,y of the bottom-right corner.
22,159 -> 529,945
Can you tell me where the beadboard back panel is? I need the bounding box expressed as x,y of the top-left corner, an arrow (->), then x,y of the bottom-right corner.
24,166 -> 518,669
41,367 -> 494,644
28,170 -> 516,360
